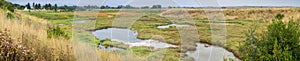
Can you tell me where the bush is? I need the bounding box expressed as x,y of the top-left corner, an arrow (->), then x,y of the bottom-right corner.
6,12 -> 14,19
240,14 -> 300,61
47,26 -> 69,39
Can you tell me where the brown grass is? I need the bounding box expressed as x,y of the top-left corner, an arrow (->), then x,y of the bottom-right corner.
0,10 -> 74,60
0,9 -> 124,61
186,8 -> 300,21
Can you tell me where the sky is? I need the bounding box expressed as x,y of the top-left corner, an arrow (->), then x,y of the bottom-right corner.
7,0 -> 300,7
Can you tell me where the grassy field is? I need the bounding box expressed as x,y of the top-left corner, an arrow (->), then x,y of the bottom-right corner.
20,8 -> 300,61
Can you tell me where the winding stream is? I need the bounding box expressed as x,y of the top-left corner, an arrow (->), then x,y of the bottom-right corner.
92,24 -> 239,61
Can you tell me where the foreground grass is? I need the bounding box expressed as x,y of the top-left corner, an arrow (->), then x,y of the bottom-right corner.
0,10 -> 74,60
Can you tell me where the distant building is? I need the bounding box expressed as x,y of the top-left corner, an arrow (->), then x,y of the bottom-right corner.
24,7 -> 29,11
42,8 -> 46,11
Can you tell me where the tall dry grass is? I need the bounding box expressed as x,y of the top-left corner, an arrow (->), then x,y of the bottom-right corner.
0,9 -> 123,61
0,10 -> 74,60
186,8 -> 300,21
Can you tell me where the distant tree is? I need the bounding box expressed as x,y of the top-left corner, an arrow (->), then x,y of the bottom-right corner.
54,4 -> 58,12
105,5 -> 110,9
100,5 -> 111,9
13,4 -> 24,9
34,4 -> 38,9
117,5 -> 124,9
141,6 -> 149,9
43,3 -> 52,10
48,3 -> 52,10
43,4 -> 48,9
63,5 -> 68,11
100,5 -> 106,9
59,5 -> 76,12
37,3 -> 41,9
67,6 -> 76,12
26,3 -> 31,9
151,5 -> 162,9
125,5 -> 134,9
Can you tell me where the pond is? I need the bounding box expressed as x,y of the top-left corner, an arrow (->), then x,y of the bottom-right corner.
92,28 -> 177,50
157,24 -> 190,28
186,43 -> 240,61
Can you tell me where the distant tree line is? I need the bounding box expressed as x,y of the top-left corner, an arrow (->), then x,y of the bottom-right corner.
13,3 -> 165,12
79,5 -> 163,9
11,2 -> 76,12
2,0 -> 203,12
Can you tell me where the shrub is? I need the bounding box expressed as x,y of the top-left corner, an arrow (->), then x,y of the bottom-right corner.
240,14 -> 300,61
47,26 -> 69,38
6,12 -> 14,19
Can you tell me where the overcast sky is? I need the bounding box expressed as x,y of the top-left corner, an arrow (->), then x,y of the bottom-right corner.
7,0 -> 300,7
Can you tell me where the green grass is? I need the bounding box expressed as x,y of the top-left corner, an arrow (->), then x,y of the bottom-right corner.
22,11 -> 79,41
22,11 -> 74,20
130,46 -> 153,57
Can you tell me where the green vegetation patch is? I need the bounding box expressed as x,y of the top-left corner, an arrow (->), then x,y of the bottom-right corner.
22,11 -> 74,20
130,46 -> 153,57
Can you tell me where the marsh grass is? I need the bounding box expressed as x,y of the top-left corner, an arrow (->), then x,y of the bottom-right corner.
18,8 -> 300,61
93,9 -> 276,59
